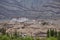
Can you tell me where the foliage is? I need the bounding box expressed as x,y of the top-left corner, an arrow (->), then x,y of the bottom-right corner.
0,34 -> 41,40
47,29 -> 57,37
0,28 -> 6,35
57,31 -> 60,40
47,29 -> 49,37
54,29 -> 57,37
47,37 -> 57,40
0,27 -> 60,40
50,29 -> 54,37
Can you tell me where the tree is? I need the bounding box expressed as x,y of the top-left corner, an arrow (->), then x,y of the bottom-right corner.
50,29 -> 54,37
57,31 -> 60,40
47,29 -> 50,37
0,28 -> 6,35
54,29 -> 57,37
14,29 -> 18,38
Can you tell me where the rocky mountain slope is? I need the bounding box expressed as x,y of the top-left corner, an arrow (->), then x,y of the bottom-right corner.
0,0 -> 60,19
0,19 -> 59,37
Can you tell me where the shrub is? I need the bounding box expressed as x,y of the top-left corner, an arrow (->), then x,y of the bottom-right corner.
35,37 -> 40,40
1,35 -> 10,40
24,36 -> 34,40
47,37 -> 57,40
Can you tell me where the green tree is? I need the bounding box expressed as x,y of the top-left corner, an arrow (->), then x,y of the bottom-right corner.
1,28 -> 6,35
14,30 -> 18,38
47,29 -> 50,37
57,31 -> 60,40
50,29 -> 54,37
54,29 -> 57,37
